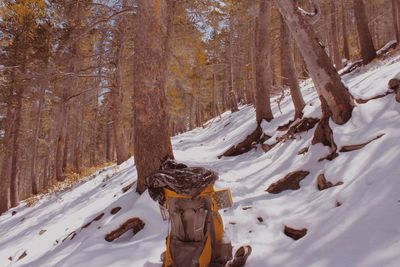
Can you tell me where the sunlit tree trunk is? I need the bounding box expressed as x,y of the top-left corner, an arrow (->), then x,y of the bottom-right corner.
275,0 -> 354,125
280,14 -> 306,119
133,0 -> 175,194
255,0 -> 274,124
353,0 -> 376,64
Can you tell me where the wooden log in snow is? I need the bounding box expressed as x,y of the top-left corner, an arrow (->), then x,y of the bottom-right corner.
356,91 -> 394,104
339,134 -> 384,152
218,125 -> 264,158
105,218 -> 145,242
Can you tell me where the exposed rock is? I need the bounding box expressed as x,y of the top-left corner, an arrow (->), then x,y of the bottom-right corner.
316,174 -> 343,191
12,211 -> 17,216
111,207 -> 122,215
242,206 -> 253,210
266,171 -> 310,194
339,134 -> 384,152
284,226 -> 307,240
105,218 -> 145,242
257,217 -> 264,223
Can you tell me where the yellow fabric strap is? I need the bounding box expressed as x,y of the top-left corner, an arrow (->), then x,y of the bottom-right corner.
164,184 -> 215,199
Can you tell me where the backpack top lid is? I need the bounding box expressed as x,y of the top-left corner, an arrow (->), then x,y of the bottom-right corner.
145,158 -> 218,205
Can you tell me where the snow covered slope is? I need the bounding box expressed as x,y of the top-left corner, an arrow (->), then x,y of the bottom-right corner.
1,54 -> 400,267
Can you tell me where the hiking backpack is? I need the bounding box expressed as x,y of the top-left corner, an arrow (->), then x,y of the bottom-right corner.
162,184 -> 233,267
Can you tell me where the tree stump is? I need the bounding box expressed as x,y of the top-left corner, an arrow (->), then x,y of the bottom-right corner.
266,171 -> 310,194
105,218 -> 145,242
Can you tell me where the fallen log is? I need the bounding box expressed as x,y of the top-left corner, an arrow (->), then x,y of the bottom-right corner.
277,118 -> 320,142
218,125 -> 265,158
81,213 -> 104,230
105,218 -> 145,242
122,182 -> 134,193
339,60 -> 363,76
277,119 -> 295,132
339,134 -> 384,152
356,91 -> 394,104
377,40 -> 398,56
297,147 -> 309,155
110,207 -> 122,215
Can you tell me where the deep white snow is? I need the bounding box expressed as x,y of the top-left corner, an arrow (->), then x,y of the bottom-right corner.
1,53 -> 400,267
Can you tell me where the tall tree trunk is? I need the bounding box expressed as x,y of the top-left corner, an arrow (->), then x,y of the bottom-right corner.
280,15 -> 306,119
10,89 -> 23,207
133,0 -> 175,194
275,0 -> 354,125
392,0 -> 400,42
0,107 -> 13,213
30,88 -> 45,195
55,101 -> 67,181
353,0 -> 376,64
330,1 -> 343,69
112,46 -> 130,165
255,0 -> 274,124
229,17 -> 239,107
341,0 -> 350,60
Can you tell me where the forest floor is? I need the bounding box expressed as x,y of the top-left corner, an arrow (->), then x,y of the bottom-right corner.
1,52 -> 400,267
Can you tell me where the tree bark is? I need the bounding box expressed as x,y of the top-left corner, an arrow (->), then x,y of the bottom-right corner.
353,0 -> 376,64
255,0 -> 274,124
133,0 -> 175,194
0,107 -> 13,213
30,87 -> 45,195
280,14 -> 306,119
275,0 -> 354,125
392,0 -> 400,42
341,0 -> 350,60
55,101 -> 68,181
112,50 -> 130,165
330,1 -> 343,69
